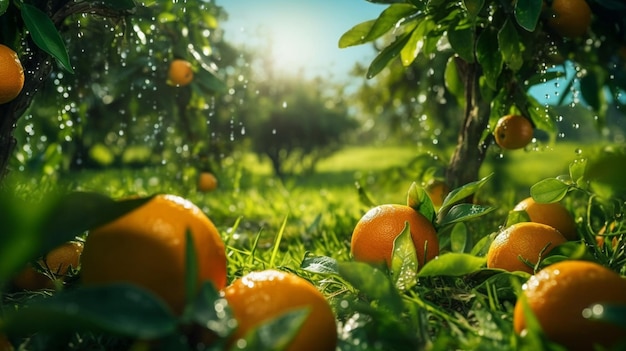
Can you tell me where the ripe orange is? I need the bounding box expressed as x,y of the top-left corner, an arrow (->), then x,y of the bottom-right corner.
546,0 -> 591,38
197,171 -> 218,192
168,59 -> 194,86
493,115 -> 534,150
513,197 -> 577,240
221,270 -> 337,351
486,222 -> 567,274
425,179 -> 450,207
81,194 -> 227,314
514,260 -> 626,350
12,241 -> 83,290
0,44 -> 24,105
350,204 -> 439,270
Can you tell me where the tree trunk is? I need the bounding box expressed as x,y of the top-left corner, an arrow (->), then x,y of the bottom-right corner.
445,58 -> 490,191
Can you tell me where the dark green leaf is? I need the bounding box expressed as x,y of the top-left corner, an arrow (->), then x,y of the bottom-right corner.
448,25 -> 475,63
463,0 -> 484,18
445,56 -> 466,106
473,271 -> 529,301
0,0 -> 8,16
530,178 -> 570,203
498,19 -> 524,72
4,284 -> 177,338
440,173 -> 493,213
514,0 -> 543,31
580,72 -> 602,112
339,20 -> 377,48
476,28 -> 502,90
391,222 -> 418,291
338,261 -> 403,314
407,182 -> 436,223
439,203 -> 495,227
90,0 -> 136,11
185,282 -> 234,337
184,230 -> 199,307
585,304 -> 626,329
301,254 -> 339,275
239,308 -> 309,351
195,68 -> 227,94
418,253 -> 485,277
40,192 -> 153,257
367,31 -> 412,78
20,4 -> 74,73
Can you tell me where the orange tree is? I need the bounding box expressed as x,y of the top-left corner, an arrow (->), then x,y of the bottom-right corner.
341,0 -> 626,189
0,1 -> 230,180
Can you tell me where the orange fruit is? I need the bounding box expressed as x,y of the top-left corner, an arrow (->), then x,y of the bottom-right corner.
493,114 -> 534,150
0,334 -> 13,351
486,222 -> 567,273
514,260 -> 626,350
350,204 -> 439,269
546,0 -> 591,38
81,194 -> 227,314
168,59 -> 194,86
197,171 -> 218,192
0,44 -> 25,105
12,241 -> 83,290
221,269 -> 337,351
513,197 -> 577,240
425,179 -> 450,207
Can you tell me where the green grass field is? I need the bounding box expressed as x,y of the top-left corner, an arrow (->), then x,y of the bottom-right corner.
2,141 -> 625,350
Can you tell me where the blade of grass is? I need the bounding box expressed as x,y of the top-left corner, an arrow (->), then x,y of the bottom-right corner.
269,213 -> 289,267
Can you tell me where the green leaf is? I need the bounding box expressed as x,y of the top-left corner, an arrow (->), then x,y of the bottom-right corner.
391,222 -> 418,291
365,4 -> 420,43
504,209 -> 531,227
514,0 -> 543,32
476,27 -> 502,90
498,19 -> 524,72
40,192 -> 153,257
580,72 -> 602,112
184,230 -> 199,307
367,31 -> 412,79
185,282 -> 234,338
0,0 -> 8,16
448,25 -> 475,63
445,56 -> 466,106
463,0 -> 484,18
194,64 -> 227,94
439,203 -> 495,227
239,308 -> 309,351
407,182 -> 436,223
339,20 -> 377,48
530,178 -> 570,203
91,0 -> 136,11
3,284 -> 177,338
400,16 -> 434,66
338,261 -> 403,314
569,158 -> 587,188
300,254 -> 339,275
450,222 -> 470,253
585,304 -> 626,329
440,173 -> 493,213
20,4 -> 74,73
418,253 -> 486,277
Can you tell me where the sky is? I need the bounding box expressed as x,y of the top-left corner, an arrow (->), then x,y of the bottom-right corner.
217,0 -> 385,82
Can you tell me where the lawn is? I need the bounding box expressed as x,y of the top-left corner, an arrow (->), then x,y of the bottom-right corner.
2,141 -> 625,350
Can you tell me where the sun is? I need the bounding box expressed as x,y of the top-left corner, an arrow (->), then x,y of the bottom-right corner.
264,16 -> 328,76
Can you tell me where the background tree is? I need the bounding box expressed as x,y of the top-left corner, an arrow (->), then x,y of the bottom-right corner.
341,0 -> 626,190
1,1 -> 231,180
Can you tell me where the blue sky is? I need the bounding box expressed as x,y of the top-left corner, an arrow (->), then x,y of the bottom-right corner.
218,0 -> 385,81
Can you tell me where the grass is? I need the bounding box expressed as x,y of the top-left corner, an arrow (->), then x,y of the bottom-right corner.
2,142 -> 625,350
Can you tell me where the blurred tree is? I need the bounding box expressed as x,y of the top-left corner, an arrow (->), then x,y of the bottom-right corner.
2,1 -> 231,180
341,0 -> 626,190
247,75 -> 358,179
